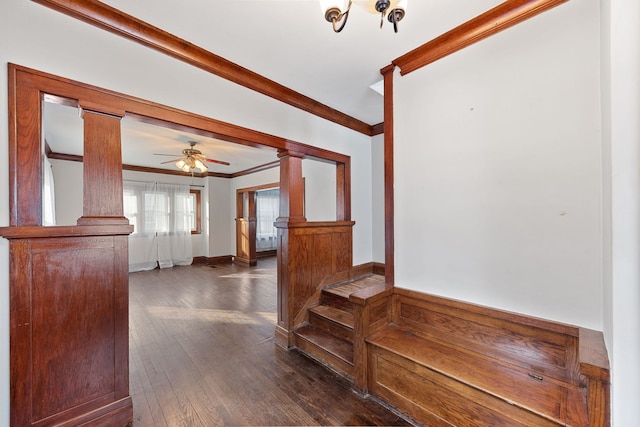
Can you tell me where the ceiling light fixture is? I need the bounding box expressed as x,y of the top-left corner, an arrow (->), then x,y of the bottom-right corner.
155,141 -> 231,174
320,0 -> 407,33
175,156 -> 208,174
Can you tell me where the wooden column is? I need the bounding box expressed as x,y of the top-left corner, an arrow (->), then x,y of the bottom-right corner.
77,102 -> 128,226
275,150 -> 307,347
336,162 -> 351,221
277,150 -> 306,223
235,191 -> 257,266
3,67 -> 134,426
382,64 -> 395,287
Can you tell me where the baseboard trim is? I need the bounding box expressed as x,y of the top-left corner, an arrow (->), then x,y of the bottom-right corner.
193,255 -> 234,265
257,249 -> 277,258
372,262 -> 385,276
352,262 -> 385,279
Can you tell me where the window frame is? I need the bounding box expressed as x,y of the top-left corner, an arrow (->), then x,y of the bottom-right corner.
190,189 -> 202,235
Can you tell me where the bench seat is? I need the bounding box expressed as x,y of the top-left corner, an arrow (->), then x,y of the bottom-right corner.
365,288 -> 609,426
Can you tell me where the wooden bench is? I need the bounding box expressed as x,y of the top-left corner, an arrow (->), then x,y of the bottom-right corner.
366,288 -> 610,426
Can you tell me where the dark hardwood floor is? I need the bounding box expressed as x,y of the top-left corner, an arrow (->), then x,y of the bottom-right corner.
129,257 -> 413,426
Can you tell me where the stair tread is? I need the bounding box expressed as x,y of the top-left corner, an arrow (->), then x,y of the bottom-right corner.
309,305 -> 354,329
295,325 -> 353,364
324,275 -> 385,299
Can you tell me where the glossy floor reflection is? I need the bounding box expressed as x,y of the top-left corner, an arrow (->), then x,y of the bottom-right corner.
129,257 -> 413,426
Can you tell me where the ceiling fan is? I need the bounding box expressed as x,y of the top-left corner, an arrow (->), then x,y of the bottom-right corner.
154,141 -> 230,173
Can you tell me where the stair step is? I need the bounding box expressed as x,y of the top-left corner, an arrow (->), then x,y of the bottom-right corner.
325,275 -> 385,298
309,305 -> 354,342
320,290 -> 354,313
310,305 -> 354,328
321,275 -> 386,312
294,325 -> 354,378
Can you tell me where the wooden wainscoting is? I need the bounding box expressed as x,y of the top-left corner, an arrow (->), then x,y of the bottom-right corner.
1,226 -> 133,427
274,220 -> 355,348
365,288 -> 610,426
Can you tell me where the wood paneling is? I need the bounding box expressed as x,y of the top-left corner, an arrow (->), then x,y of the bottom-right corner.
364,289 -> 609,426
393,0 -> 569,75
4,64 -> 137,426
1,228 -> 133,426
351,286 -> 393,392
274,221 -> 355,348
31,0 -> 377,136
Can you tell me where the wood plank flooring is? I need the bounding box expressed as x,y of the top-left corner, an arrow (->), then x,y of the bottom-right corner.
129,258 -> 412,426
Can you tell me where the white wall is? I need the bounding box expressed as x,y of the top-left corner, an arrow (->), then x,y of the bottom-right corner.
0,1 -> 375,422
50,159 -> 84,226
303,158 -> 337,222
393,0 -> 602,329
601,0 -> 640,423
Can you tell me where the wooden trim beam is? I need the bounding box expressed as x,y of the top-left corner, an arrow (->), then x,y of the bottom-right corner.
47,150 -> 279,180
371,123 -> 384,136
392,0 -> 569,75
32,0 -> 377,136
230,160 -> 280,178
381,64 -> 395,288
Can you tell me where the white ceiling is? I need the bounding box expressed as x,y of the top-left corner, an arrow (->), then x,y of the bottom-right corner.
43,101 -> 278,174
100,0 -> 503,125
44,0 -> 504,173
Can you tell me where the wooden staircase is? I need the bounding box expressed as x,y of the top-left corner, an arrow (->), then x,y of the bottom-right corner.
293,275 -> 385,380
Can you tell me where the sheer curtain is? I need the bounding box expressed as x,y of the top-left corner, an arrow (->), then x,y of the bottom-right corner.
124,181 -> 193,272
42,156 -> 56,226
156,183 -> 193,268
256,188 -> 279,252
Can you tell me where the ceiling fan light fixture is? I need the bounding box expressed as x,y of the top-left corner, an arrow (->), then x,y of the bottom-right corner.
156,141 -> 228,174
194,159 -> 208,173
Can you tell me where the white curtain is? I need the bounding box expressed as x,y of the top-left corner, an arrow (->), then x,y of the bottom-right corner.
256,188 -> 279,252
42,156 -> 56,226
124,180 -> 193,272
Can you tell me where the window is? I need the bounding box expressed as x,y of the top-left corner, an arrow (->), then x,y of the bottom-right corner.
145,191 -> 170,233
188,189 -> 201,234
123,180 -> 193,272
123,188 -> 138,234
256,188 -> 279,251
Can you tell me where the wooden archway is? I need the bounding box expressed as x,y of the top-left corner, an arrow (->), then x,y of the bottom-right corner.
0,64 -> 353,426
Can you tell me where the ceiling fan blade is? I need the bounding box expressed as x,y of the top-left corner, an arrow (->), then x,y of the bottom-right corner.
160,158 -> 183,164
204,158 -> 230,166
